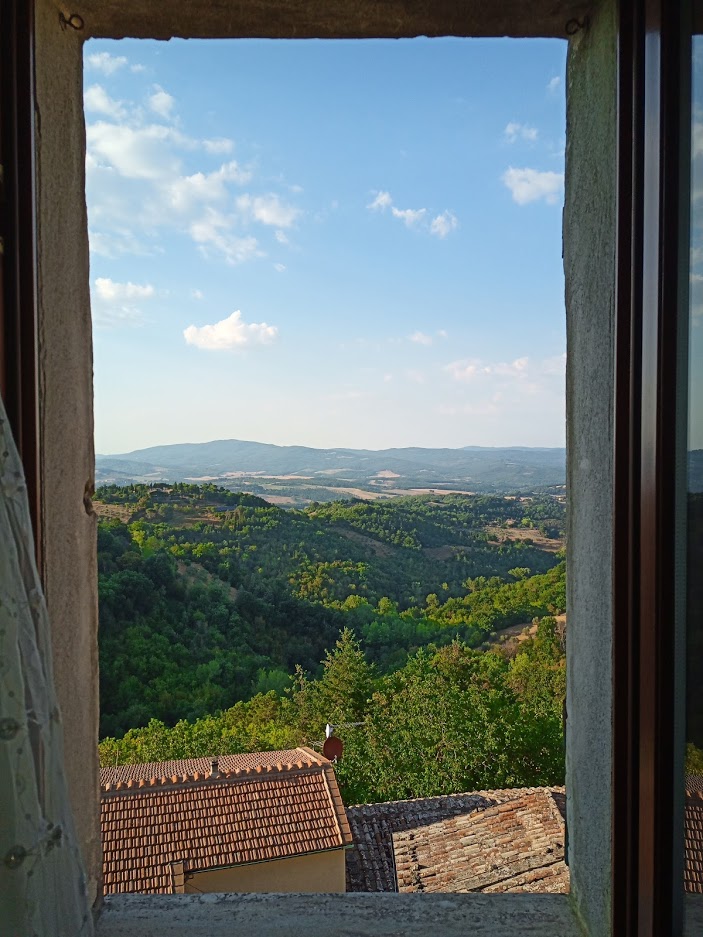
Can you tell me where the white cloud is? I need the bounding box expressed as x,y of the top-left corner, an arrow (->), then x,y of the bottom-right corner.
87,121 -> 191,180
391,206 -> 426,227
445,356 -> 530,382
409,331 -> 433,346
148,86 -> 176,119
547,75 -> 562,93
237,193 -> 300,228
368,190 -> 458,236
502,167 -> 564,205
437,329 -> 448,339
504,122 -> 538,144
190,289 -> 204,300
274,263 -> 286,273
367,191 -> 393,211
84,85 -> 126,121
85,79 -> 299,268
94,278 -> 155,302
405,369 -> 426,384
190,209 -> 262,265
203,137 -> 235,155
430,210 -> 459,238
91,277 -> 155,327
184,310 -> 278,350
130,64 -> 147,74
85,52 -> 128,75
166,161 -> 252,213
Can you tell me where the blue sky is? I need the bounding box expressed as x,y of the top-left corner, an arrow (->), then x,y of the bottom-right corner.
84,38 -> 567,455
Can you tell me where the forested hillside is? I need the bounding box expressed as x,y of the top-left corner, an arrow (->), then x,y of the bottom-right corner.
98,483 -> 567,799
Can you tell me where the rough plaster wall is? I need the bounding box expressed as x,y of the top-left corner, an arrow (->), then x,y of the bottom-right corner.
97,893 -> 582,937
564,1 -> 616,935
78,0 -> 590,41
35,0 -> 101,904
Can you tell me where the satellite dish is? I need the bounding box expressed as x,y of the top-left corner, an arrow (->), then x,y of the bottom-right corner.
322,735 -> 344,761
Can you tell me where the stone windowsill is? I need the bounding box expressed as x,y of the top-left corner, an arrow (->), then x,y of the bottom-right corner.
96,893 -> 583,937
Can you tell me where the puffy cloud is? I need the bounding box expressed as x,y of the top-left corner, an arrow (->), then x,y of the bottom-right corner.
189,209 -> 262,265
275,229 -> 289,245
368,190 -> 457,236
148,86 -> 176,119
367,190 -> 393,211
409,331 -> 433,346
94,278 -> 154,302
504,122 -> 538,144
547,75 -> 562,93
91,277 -> 154,327
184,310 -> 278,350
430,210 -> 459,238
391,206 -> 426,227
85,76 -> 300,268
203,137 -> 235,155
166,161 -> 252,213
502,167 -> 564,205
237,193 -> 300,228
87,121 -> 191,180
85,51 -> 128,75
84,85 -> 127,120
274,263 -> 286,273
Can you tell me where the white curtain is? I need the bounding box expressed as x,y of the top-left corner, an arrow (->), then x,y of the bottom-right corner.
0,398 -> 93,935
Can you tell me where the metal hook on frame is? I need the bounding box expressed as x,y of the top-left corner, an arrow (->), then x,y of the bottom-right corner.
565,16 -> 589,36
59,11 -> 84,31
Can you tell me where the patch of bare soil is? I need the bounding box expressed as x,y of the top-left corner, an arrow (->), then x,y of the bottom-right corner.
490,612 -> 567,656
93,502 -> 133,523
335,528 -> 397,558
386,487 -> 476,496
261,495 -> 297,506
326,486 -> 386,501
485,526 -> 564,553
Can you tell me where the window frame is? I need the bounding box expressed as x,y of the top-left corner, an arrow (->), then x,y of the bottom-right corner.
3,0 -> 698,933
612,0 -> 692,933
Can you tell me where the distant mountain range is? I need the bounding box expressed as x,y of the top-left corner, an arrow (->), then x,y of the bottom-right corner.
96,439 -> 567,499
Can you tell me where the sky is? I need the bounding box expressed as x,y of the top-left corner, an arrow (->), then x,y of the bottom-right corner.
84,37 -> 568,455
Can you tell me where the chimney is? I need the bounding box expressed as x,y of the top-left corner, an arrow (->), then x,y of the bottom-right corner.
210,757 -> 219,779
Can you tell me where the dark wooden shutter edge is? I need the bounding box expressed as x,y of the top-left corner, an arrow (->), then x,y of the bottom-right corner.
612,1 -> 691,934
0,0 -> 41,566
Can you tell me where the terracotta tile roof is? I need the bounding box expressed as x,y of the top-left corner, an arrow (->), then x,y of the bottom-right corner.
101,748 -> 352,894
345,787 -> 566,893
393,790 -> 568,894
100,748 -> 322,787
686,789 -> 703,893
687,774 -> 703,794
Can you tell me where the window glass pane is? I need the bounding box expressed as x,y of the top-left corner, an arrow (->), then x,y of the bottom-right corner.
685,29 -> 703,908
